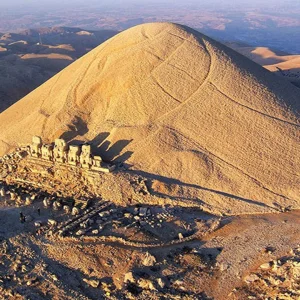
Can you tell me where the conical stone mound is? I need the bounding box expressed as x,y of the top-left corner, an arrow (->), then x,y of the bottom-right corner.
0,22 -> 299,214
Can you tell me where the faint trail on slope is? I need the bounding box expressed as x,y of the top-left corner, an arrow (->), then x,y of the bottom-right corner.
163,126 -> 294,203
167,31 -> 207,49
0,139 -> 10,146
210,81 -> 300,128
46,72 -> 63,101
73,53 -> 98,110
154,35 -> 212,123
40,72 -> 64,137
151,75 -> 181,103
141,26 -> 150,39
103,34 -> 188,122
96,25 -> 169,63
165,61 -> 198,81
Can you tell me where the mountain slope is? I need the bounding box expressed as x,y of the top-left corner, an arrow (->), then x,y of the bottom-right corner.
0,22 -> 299,214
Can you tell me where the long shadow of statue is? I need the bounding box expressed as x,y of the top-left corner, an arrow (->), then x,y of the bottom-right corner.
59,130 -> 134,165
59,116 -> 88,142
91,133 -> 133,165
91,132 -> 110,148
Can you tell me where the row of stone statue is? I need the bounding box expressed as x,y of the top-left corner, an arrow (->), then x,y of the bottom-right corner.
30,136 -> 106,171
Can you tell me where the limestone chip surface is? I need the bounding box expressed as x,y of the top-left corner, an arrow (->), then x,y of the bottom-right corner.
0,22 -> 299,214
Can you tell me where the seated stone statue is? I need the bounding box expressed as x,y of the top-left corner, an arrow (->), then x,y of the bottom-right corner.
41,144 -> 54,161
91,155 -> 103,171
53,138 -> 68,163
68,145 -> 81,166
30,136 -> 42,158
80,144 -> 92,169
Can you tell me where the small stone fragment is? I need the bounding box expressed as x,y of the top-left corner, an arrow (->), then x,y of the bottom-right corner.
124,272 -> 135,283
83,278 -> 99,288
156,278 -> 165,289
34,221 -> 42,227
244,274 -> 259,283
260,262 -> 271,270
48,219 -> 57,226
142,252 -> 156,267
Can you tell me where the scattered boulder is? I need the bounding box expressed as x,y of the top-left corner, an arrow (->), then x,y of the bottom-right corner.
51,274 -> 58,281
25,197 -> 31,205
21,265 -> 28,273
139,207 -> 148,217
53,201 -> 62,210
101,281 -> 112,294
156,278 -> 165,289
83,278 -> 100,288
124,272 -> 135,283
10,192 -> 16,200
137,278 -> 156,291
0,188 -> 5,197
63,205 -> 71,213
142,252 -> 156,267
48,219 -> 57,226
26,276 -> 38,286
76,229 -> 87,236
124,213 -> 131,218
244,274 -> 259,283
72,207 -> 80,216
34,221 -> 42,227
260,262 -> 271,270
43,198 -> 50,208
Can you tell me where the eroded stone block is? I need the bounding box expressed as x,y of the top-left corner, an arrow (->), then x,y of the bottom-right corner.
53,138 -> 68,163
80,144 -> 92,169
68,145 -> 81,166
30,136 -> 42,158
41,144 -> 54,161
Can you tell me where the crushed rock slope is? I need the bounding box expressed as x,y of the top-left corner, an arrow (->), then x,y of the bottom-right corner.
0,22 -> 299,214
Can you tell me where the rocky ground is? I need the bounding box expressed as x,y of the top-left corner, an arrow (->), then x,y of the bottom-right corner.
0,148 -> 299,299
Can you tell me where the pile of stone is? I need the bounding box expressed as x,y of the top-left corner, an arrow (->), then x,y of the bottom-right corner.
0,149 -> 27,179
0,182 -> 38,207
241,246 -> 300,298
42,195 -> 76,218
124,268 -> 170,296
130,177 -> 150,196
131,207 -> 171,230
157,211 -> 172,220
57,201 -> 112,237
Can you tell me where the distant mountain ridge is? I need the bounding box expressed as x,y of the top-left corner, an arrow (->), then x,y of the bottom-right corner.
0,26 -> 118,112
226,42 -> 300,88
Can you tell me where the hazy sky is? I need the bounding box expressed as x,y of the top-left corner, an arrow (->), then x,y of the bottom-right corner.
0,0 -> 298,7
0,0 -> 299,15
